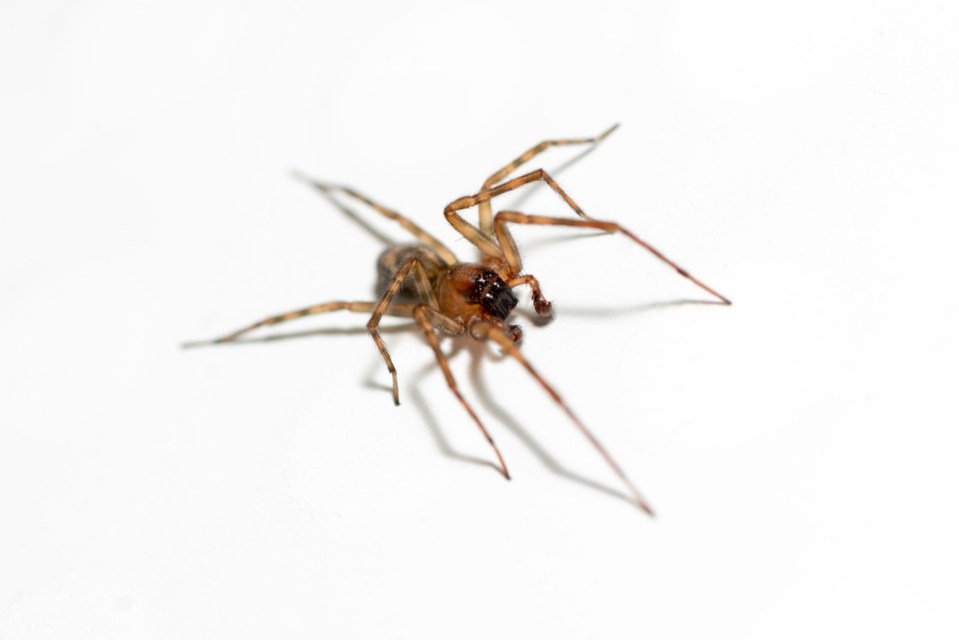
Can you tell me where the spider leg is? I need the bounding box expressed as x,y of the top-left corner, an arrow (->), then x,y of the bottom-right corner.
444,168 -> 591,262
477,124 -> 618,235
368,257 -> 441,405
507,274 -> 552,317
413,305 -> 510,480
474,322 -> 654,515
208,301 -> 415,344
292,170 -> 458,266
493,210 -> 731,305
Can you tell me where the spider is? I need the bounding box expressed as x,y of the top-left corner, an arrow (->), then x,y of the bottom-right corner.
202,125 -> 730,515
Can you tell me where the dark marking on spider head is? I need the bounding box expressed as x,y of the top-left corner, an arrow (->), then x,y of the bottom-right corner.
467,268 -> 517,320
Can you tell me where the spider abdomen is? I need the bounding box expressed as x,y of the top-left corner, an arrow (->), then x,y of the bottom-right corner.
375,244 -> 446,300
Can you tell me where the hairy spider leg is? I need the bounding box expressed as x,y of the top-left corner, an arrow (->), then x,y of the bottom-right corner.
477,124 -> 619,235
445,170 -> 730,304
412,305 -> 510,480
372,257 -> 511,479
444,168 -> 592,264
210,301 -> 416,344
493,211 -> 731,305
477,322 -> 655,515
292,170 -> 458,266
367,257 -> 440,406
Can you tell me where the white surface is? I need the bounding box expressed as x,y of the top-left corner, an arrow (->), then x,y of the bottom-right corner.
2,1 -> 957,638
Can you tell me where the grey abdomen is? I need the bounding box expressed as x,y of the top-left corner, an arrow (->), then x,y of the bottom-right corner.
375,244 -> 445,300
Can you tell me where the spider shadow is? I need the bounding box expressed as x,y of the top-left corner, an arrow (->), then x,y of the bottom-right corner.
461,338 -> 636,506
386,338 -> 636,505
189,323 -> 557,481
293,175 -> 397,247
556,297 -> 729,318
185,297 -> 709,508
412,296 -> 716,507
353,335 -> 509,476
180,322 -> 414,350
506,143 -> 604,212
293,135 -> 605,254
402,348 -> 504,476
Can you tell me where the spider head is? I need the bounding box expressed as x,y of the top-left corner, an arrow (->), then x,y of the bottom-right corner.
470,268 -> 518,320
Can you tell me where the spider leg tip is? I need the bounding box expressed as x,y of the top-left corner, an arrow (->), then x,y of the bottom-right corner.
598,123 -> 621,140
289,168 -> 330,192
288,167 -> 309,182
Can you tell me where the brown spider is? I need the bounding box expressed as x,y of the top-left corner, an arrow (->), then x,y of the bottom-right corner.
204,125 -> 730,515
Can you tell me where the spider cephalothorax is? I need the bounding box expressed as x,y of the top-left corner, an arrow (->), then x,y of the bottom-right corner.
205,125 -> 730,514
437,264 -> 517,322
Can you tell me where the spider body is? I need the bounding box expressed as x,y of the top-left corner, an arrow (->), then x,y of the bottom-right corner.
206,125 -> 730,514
378,244 -> 524,337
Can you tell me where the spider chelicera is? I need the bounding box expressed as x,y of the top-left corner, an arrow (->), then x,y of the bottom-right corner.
200,125 -> 730,515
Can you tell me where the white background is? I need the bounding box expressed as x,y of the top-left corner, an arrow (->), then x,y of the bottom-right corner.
2,1 -> 957,638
